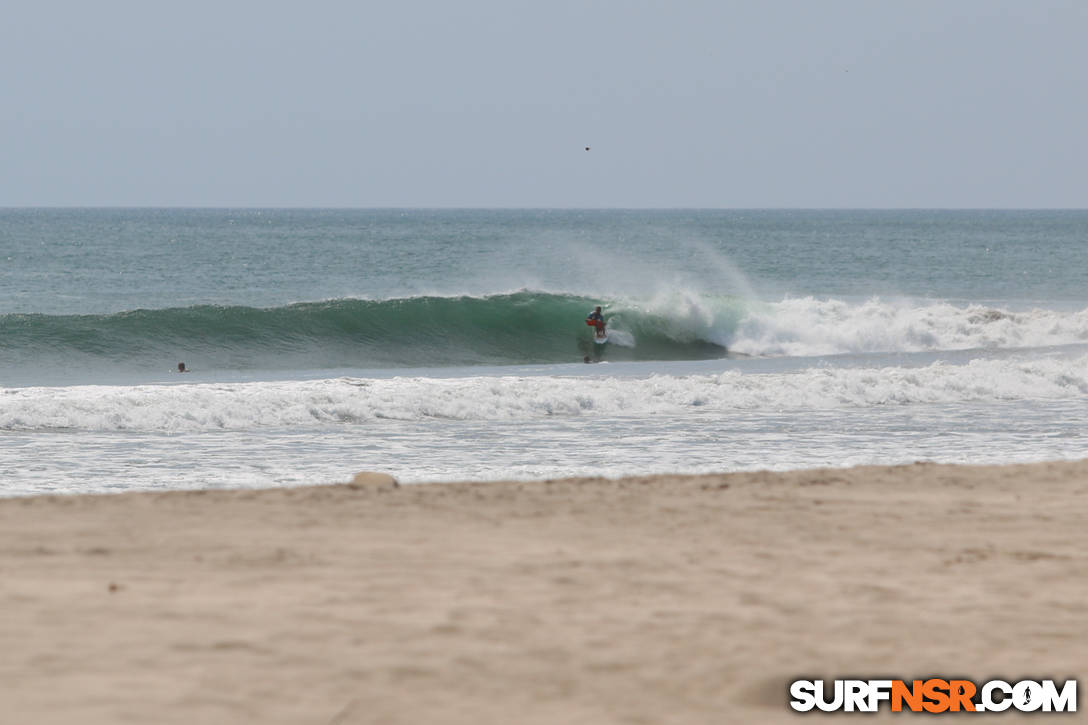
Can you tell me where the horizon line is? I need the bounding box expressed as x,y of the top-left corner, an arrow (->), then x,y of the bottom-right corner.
3,205 -> 1087,212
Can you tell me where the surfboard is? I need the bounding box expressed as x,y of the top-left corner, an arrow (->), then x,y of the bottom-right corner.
594,334 -> 608,344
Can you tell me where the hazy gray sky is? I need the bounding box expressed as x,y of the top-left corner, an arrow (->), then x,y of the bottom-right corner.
3,1 -> 1086,207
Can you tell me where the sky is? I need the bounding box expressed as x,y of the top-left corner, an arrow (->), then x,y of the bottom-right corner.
2,0 -> 1086,208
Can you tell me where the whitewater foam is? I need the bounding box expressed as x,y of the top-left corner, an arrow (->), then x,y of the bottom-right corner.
5,355 -> 1088,433
729,298 -> 1088,357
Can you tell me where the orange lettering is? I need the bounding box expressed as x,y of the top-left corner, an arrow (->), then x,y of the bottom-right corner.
922,678 -> 951,713
948,680 -> 977,712
892,680 -> 924,712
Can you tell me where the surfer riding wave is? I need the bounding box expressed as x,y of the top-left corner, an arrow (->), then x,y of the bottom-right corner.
586,306 -> 606,339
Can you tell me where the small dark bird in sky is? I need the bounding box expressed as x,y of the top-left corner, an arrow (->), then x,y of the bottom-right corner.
585,146 -> 590,151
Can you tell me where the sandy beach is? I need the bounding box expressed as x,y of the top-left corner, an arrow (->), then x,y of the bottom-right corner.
2,460 -> 1086,724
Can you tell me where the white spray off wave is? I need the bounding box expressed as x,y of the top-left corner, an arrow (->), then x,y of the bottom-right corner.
588,237 -> 758,349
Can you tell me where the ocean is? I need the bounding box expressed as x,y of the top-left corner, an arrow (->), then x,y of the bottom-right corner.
3,208 -> 1087,496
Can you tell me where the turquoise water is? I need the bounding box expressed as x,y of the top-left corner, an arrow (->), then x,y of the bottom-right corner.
2,209 -> 1088,494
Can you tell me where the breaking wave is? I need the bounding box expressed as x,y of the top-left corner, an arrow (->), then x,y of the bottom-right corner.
5,355 -> 1088,432
3,291 -> 1088,374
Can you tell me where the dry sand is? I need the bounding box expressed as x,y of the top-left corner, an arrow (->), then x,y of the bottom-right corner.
2,460 -> 1086,724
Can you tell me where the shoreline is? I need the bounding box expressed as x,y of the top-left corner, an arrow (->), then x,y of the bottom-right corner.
4,460 -> 1087,723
